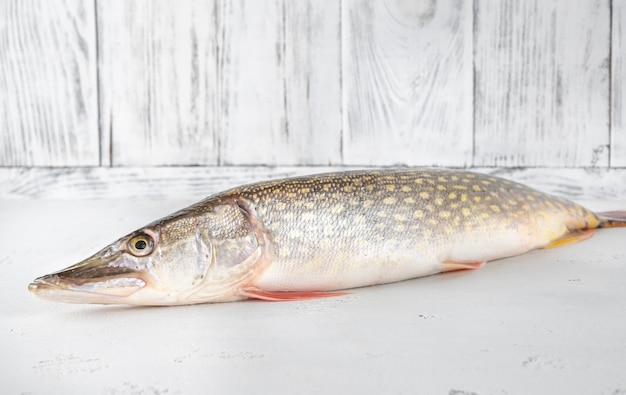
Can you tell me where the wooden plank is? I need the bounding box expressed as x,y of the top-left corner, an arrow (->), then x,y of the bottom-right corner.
612,0 -> 626,167
2,166 -> 626,202
216,0 -> 284,165
218,0 -> 341,166
474,0 -> 611,167
0,0 -> 98,166
282,0 -> 342,165
97,0 -> 218,166
342,0 -> 473,166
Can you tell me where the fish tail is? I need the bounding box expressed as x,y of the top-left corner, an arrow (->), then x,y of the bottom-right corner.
597,211 -> 626,228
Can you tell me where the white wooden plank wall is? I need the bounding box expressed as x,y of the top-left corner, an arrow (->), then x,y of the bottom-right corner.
216,0 -> 342,165
0,0 -> 99,166
216,0 -> 286,165
474,0 -> 610,167
98,0 -> 219,166
342,0 -> 473,166
283,0 -> 342,165
0,0 -> 623,169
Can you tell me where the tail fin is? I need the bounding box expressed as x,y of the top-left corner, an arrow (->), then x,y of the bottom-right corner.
597,211 -> 626,228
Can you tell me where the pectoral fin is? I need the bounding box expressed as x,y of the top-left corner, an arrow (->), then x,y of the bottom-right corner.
542,229 -> 596,249
241,287 -> 348,301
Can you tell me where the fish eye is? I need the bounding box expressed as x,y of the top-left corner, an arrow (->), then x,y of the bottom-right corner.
128,234 -> 154,257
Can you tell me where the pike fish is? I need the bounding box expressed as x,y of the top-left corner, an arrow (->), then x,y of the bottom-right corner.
28,169 -> 626,306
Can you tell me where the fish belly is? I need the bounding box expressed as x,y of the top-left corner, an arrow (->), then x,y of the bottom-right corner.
253,217 -> 550,292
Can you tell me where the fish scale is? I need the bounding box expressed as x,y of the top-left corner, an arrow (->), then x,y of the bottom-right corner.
29,169 -> 626,306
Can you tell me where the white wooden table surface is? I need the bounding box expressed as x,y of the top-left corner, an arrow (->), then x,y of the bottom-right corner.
1,197 -> 625,394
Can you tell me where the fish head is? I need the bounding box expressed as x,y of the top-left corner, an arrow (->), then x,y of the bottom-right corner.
29,199 -> 269,305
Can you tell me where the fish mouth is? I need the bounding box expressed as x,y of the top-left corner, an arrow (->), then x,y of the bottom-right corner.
28,275 -> 146,304
28,255 -> 148,304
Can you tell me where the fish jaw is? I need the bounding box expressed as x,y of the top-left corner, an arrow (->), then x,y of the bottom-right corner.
28,275 -> 213,306
28,275 -> 146,304
28,262 -> 199,306
28,251 -> 151,305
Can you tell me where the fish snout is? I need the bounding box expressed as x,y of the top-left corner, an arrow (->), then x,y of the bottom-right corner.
28,253 -> 149,304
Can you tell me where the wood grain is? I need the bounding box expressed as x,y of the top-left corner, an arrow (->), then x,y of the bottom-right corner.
282,0 -> 342,165
97,0 -> 218,166
215,0 -> 284,165
2,0 -> 624,170
342,0 -> 473,166
474,0 -> 611,167
0,0 -> 98,166
612,0 -> 626,167
216,0 -> 341,165
2,166 -> 626,202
